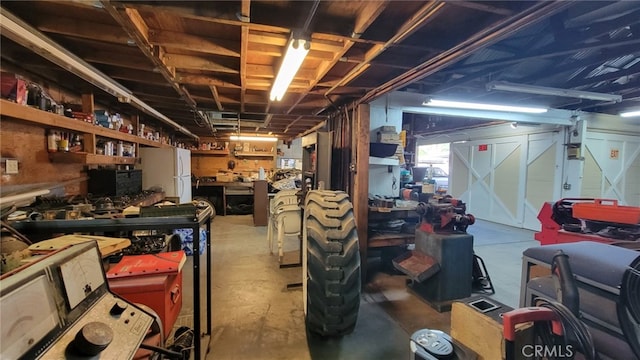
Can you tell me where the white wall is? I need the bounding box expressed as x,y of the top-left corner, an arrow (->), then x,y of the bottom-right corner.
277,137 -> 302,169
368,105 -> 403,197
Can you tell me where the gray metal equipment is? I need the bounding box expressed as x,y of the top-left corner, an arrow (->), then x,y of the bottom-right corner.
394,199 -> 488,312
0,242 -> 154,359
521,241 -> 640,359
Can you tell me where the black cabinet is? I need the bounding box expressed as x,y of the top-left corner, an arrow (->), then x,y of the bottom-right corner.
88,169 -> 142,196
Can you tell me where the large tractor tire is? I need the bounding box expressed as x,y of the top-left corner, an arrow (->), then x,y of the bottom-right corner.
303,190 -> 361,337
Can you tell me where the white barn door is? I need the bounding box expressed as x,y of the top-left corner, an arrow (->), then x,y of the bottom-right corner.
582,132 -> 640,206
451,132 -> 562,230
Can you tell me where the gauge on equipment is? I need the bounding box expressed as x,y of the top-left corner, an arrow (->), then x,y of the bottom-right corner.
0,241 -> 154,360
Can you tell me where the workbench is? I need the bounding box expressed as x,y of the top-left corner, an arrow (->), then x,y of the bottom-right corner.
193,180 -> 268,225
11,207 -> 214,360
367,206 -> 419,248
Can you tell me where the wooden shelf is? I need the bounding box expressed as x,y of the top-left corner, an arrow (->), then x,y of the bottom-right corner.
137,138 -> 172,148
1,99 -> 166,148
49,152 -> 137,165
368,233 -> 414,248
234,152 -> 274,158
191,149 -> 230,155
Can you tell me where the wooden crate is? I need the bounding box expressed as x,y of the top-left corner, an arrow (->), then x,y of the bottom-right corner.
451,297 -> 532,360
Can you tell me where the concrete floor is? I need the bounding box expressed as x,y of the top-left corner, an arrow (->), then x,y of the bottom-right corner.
185,215 -> 539,360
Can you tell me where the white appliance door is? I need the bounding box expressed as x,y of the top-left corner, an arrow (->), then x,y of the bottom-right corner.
176,148 -> 191,177
176,175 -> 192,204
140,147 -> 177,196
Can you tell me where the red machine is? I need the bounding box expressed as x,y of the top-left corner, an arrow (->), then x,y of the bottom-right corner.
536,198 -> 640,245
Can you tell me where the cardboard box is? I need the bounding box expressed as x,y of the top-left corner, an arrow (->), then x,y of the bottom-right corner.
377,132 -> 400,143
216,172 -> 234,182
375,126 -> 397,133
1,72 -> 27,105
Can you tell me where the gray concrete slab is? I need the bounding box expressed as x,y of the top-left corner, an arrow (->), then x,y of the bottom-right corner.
189,215 -> 535,359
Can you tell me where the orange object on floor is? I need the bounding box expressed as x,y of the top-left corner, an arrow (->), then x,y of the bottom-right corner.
107,251 -> 185,338
572,199 -> 640,225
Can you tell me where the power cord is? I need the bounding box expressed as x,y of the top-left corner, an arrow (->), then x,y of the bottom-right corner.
533,297 -> 598,360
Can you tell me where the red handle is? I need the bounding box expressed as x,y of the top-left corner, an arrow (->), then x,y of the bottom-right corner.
503,307 -> 562,341
170,285 -> 181,304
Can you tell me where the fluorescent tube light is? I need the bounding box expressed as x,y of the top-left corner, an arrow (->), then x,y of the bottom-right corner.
487,81 -> 622,103
270,36 -> 310,101
620,110 -> 640,118
423,99 -> 548,114
230,135 -> 278,142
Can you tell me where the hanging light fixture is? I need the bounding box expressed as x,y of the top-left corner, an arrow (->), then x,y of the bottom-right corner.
486,81 -> 622,103
620,109 -> 640,118
423,98 -> 548,114
270,32 -> 310,101
230,135 -> 278,142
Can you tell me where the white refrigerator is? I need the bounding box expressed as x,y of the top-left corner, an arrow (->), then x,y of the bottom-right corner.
139,147 -> 192,204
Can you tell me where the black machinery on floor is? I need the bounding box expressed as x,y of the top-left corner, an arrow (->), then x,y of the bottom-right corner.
393,196 -> 493,312
516,241 -> 640,359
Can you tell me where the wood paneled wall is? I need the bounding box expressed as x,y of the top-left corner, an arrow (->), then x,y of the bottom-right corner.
191,139 -> 277,177
0,119 -> 86,194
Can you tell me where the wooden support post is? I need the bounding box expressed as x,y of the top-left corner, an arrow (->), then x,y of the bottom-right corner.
353,104 -> 370,283
83,133 -> 96,154
81,93 -> 94,114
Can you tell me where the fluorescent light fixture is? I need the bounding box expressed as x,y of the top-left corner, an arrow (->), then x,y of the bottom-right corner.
270,35 -> 310,101
423,99 -> 548,114
487,81 -> 622,103
620,110 -> 640,118
230,135 -> 278,142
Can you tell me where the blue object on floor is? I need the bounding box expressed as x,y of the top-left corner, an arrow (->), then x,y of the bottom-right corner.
173,228 -> 207,256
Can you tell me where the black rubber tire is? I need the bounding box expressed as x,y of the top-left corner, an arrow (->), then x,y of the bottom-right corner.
304,190 -> 361,337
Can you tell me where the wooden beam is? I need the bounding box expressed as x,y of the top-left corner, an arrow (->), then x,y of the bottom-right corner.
247,42 -> 335,61
248,31 -> 345,53
245,64 -> 315,79
240,0 -> 250,113
84,55 -> 152,71
353,104 -> 370,282
102,3 -> 208,131
124,7 -> 150,43
209,86 -> 223,111
174,74 -> 241,88
148,29 -> 240,58
107,68 -> 169,85
36,16 -> 131,44
286,1 -> 388,114
284,116 -> 304,133
262,114 -> 273,128
246,78 -> 310,89
326,1 -> 444,97
121,3 -> 379,47
162,54 -> 238,73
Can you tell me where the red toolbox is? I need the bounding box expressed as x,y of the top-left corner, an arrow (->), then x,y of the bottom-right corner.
107,251 -> 186,338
